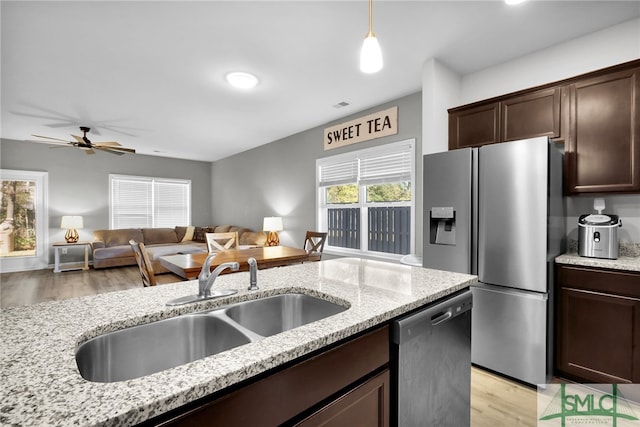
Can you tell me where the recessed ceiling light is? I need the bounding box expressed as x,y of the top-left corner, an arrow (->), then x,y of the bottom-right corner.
225,72 -> 259,89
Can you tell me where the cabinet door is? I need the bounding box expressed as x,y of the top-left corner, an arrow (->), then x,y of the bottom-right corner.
449,102 -> 500,149
556,266 -> 640,384
295,370 -> 390,427
151,327 -> 390,427
558,286 -> 640,383
501,87 -> 561,142
565,67 -> 640,194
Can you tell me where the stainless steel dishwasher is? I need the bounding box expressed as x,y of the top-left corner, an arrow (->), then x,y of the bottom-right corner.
391,289 -> 472,427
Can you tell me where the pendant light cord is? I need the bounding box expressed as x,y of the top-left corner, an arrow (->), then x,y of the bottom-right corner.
368,0 -> 375,37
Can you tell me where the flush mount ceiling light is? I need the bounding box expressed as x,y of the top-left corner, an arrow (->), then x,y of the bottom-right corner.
359,0 -> 383,74
225,71 -> 259,89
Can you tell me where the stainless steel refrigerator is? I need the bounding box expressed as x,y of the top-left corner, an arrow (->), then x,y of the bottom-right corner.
423,136 -> 565,386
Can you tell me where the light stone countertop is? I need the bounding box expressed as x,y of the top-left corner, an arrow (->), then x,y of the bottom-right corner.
555,252 -> 640,272
0,257 -> 476,426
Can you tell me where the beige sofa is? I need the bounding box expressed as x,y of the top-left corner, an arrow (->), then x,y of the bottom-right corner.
92,225 -> 267,273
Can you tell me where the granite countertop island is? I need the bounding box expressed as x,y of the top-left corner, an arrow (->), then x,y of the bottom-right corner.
1,257 -> 476,426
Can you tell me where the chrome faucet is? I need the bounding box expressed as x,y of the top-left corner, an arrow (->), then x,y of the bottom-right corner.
198,253 -> 239,298
247,257 -> 258,291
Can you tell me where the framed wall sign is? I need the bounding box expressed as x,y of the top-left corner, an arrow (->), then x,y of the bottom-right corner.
324,106 -> 398,151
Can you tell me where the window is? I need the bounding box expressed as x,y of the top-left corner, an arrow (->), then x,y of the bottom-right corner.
0,170 -> 49,272
109,175 -> 191,229
316,139 -> 415,259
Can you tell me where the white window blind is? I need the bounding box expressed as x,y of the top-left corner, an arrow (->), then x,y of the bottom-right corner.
317,140 -> 413,187
110,175 -> 191,229
359,149 -> 413,185
318,159 -> 358,187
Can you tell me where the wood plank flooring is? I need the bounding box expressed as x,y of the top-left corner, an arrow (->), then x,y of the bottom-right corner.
1,266 -> 540,426
1,266 -> 184,308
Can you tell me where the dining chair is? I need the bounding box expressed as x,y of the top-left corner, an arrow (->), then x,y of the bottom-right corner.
205,231 -> 239,252
303,231 -> 328,262
129,240 -> 157,287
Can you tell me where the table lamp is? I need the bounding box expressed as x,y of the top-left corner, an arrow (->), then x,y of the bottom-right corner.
263,216 -> 283,246
61,215 -> 83,243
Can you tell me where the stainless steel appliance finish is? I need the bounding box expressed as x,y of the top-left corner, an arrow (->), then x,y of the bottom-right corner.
478,140 -> 549,293
423,136 -> 565,386
423,149 -> 475,275
578,214 -> 621,259
470,284 -> 547,385
391,289 -> 472,427
76,293 -> 348,383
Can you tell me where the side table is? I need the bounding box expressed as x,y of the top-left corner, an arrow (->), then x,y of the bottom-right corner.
53,241 -> 91,273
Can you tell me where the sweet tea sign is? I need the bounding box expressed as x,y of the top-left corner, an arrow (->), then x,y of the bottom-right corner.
323,106 -> 398,150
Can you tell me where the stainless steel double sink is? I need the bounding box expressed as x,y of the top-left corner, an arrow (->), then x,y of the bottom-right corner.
76,293 -> 348,383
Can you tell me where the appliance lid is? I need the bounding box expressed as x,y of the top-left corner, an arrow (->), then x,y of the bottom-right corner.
578,214 -> 620,226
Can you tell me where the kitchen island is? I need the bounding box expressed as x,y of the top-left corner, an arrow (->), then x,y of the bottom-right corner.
0,258 -> 476,426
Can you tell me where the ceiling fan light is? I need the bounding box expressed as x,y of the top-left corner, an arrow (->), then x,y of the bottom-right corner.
225,72 -> 259,89
360,33 -> 383,74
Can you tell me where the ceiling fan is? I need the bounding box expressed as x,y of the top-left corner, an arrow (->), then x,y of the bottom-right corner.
29,126 -> 136,155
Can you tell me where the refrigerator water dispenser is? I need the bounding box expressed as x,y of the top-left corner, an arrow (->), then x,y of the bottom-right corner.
430,207 -> 456,245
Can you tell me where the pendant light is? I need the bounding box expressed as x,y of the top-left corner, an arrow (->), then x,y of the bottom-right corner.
360,0 -> 383,74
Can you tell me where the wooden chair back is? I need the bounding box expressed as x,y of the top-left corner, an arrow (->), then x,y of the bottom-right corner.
129,240 -> 157,287
205,231 -> 239,252
303,231 -> 328,261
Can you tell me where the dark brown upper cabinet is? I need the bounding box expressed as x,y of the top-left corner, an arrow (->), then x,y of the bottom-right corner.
565,66 -> 640,194
448,102 -> 500,149
448,87 -> 563,150
448,59 -> 640,195
501,87 -> 562,142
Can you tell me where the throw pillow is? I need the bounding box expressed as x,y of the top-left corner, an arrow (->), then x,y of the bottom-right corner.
181,226 -> 195,242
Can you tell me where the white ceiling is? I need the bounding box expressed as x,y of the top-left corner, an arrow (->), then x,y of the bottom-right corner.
2,1 -> 639,162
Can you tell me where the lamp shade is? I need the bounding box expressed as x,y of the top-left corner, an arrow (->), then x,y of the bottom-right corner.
61,216 -> 83,229
360,33 -> 383,74
263,216 -> 283,232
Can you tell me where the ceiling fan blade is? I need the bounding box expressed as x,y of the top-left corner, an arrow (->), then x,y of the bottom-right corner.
71,134 -> 84,143
83,148 -> 96,155
102,146 -> 135,153
96,147 -> 125,155
31,134 -> 72,143
93,141 -> 121,147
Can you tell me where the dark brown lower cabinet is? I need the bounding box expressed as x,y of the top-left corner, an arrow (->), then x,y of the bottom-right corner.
148,326 -> 390,426
556,265 -> 640,383
294,370 -> 389,427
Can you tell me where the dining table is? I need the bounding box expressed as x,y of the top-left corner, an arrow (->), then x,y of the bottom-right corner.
159,245 -> 311,280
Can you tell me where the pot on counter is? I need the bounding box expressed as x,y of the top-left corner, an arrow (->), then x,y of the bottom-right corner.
578,214 -> 622,260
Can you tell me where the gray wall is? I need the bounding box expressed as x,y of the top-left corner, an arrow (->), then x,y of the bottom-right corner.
211,92 -> 423,255
0,138 -> 212,265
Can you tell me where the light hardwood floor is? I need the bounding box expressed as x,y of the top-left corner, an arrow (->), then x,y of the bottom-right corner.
1,266 -> 540,426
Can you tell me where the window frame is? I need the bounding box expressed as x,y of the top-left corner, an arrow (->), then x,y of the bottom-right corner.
109,174 -> 191,229
316,139 -> 415,261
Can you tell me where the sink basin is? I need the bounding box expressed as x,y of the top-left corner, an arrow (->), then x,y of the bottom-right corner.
76,293 -> 348,383
76,314 -> 252,383
224,293 -> 348,337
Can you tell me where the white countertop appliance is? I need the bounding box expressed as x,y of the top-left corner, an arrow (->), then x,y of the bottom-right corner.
578,213 -> 621,260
